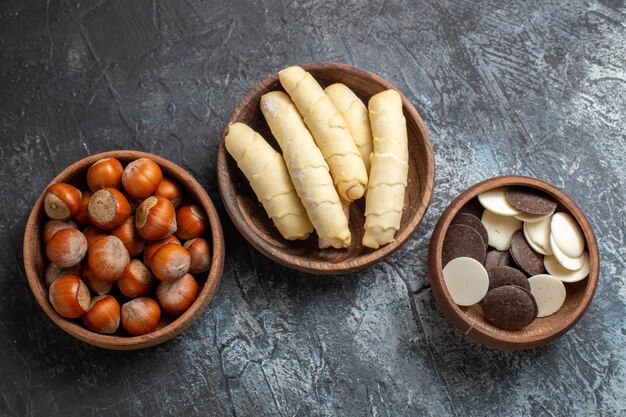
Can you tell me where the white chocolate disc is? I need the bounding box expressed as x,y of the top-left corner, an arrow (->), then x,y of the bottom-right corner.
528,274 -> 566,317
544,252 -> 590,283
442,257 -> 489,306
523,223 -> 550,255
481,209 -> 522,251
477,187 -> 521,216
514,210 -> 554,223
523,216 -> 553,255
550,235 -> 584,271
550,212 -> 585,258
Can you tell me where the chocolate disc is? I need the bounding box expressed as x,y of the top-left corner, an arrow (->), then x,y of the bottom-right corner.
519,285 -> 539,322
481,210 -> 522,251
510,230 -> 545,276
485,250 -> 516,270
458,197 -> 484,219
549,234 -> 584,271
442,224 -> 487,267
443,257 -> 489,306
482,285 -> 537,330
452,213 -> 489,247
528,274 -> 566,317
487,266 -> 530,291
505,187 -> 557,215
524,218 -> 552,255
550,212 -> 585,258
478,187 -> 521,216
544,252 -> 590,283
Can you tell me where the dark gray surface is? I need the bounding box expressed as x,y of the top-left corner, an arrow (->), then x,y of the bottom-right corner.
1,0 -> 624,416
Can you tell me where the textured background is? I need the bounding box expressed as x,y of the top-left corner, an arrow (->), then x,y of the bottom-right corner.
1,0 -> 625,416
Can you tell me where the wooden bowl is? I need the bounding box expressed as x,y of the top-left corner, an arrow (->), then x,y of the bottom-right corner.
217,62 -> 435,274
23,150 -> 225,350
428,176 -> 599,350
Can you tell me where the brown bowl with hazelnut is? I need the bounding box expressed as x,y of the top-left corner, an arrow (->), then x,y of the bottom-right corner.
23,150 -> 225,350
428,176 -> 599,350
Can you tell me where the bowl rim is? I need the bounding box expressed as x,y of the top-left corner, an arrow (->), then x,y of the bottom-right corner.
23,150 -> 225,350
427,175 -> 600,350
217,61 -> 435,274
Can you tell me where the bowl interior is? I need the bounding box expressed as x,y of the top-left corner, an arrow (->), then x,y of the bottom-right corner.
23,150 -> 224,350
428,176 -> 599,350
217,62 -> 434,274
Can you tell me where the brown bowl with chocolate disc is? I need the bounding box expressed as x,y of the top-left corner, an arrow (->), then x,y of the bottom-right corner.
428,176 -> 599,350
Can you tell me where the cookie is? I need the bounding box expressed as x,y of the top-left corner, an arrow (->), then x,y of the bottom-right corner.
451,213 -> 489,247
510,230 -> 545,276
528,274 -> 566,317
487,266 -> 530,291
442,224 -> 487,267
443,257 -> 489,306
544,252 -> 590,283
481,209 -> 522,251
485,250 -> 516,270
459,197 -> 484,219
482,285 -> 537,330
478,187 -> 521,216
505,187 -> 557,215
550,212 -> 585,258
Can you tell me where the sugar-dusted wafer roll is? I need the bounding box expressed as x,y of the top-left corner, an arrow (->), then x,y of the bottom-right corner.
225,122 -> 314,240
362,90 -> 409,249
260,91 -> 351,249
324,83 -> 373,173
279,66 -> 368,202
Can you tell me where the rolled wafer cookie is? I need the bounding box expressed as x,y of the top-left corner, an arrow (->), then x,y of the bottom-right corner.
224,122 -> 314,240
261,91 -> 351,249
279,66 -> 368,202
362,89 -> 408,249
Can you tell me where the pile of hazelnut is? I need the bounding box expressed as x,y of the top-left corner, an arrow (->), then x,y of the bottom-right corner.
42,157 -> 211,336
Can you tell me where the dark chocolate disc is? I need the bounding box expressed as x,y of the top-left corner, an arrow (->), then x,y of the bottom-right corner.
442,224 -> 487,267
505,187 -> 557,215
452,213 -> 489,248
481,285 -> 537,330
522,286 -> 539,322
485,250 -> 517,270
458,197 -> 484,219
510,230 -> 545,276
487,266 -> 530,291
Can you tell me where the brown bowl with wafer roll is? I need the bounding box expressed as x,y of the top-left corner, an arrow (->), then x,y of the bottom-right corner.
428,176 -> 600,350
217,62 -> 435,274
